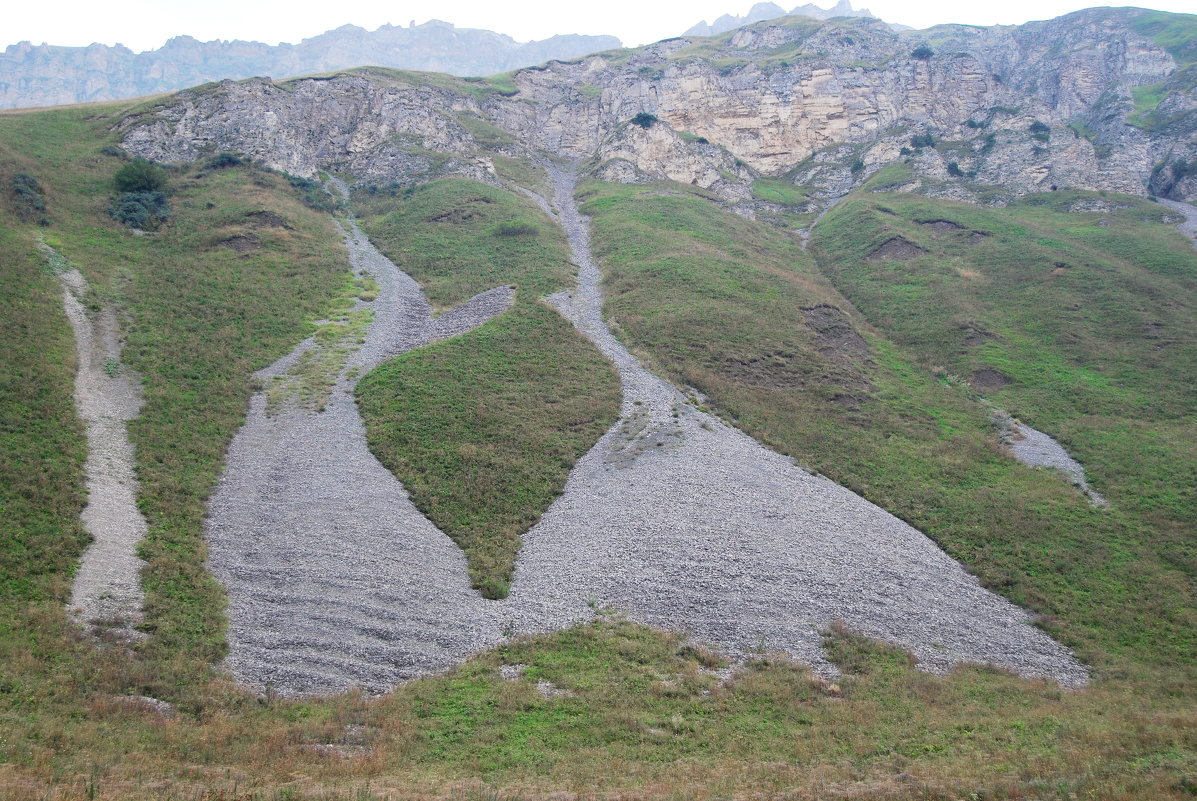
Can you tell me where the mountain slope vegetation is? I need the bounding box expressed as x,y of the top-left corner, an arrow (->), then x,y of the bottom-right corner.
2,7 -> 1197,799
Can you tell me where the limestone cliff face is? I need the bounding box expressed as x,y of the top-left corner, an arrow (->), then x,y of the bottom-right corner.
118,8 -> 1197,203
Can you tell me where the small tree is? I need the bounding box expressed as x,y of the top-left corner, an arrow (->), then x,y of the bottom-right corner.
114,158 -> 168,194
911,45 -> 933,60
631,112 -> 658,129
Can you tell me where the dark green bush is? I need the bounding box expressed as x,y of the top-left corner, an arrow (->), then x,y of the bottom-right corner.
114,158 -> 169,193
108,191 -> 171,230
850,160 -> 865,174
947,161 -> 965,177
631,112 -> 658,129
911,45 -> 933,60
911,132 -> 935,148
9,173 -> 48,224
206,151 -> 247,169
286,174 -> 340,212
1029,120 -> 1051,142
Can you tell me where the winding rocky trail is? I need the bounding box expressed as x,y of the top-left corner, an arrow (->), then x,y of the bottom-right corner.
205,215 -> 513,695
500,165 -> 1089,687
1159,198 -> 1197,251
46,243 -> 148,638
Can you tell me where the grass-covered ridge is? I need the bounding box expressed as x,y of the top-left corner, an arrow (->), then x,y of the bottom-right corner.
353,179 -> 620,597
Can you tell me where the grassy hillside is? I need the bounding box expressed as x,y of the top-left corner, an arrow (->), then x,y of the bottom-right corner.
811,191 -> 1197,586
3,102 -> 1197,800
353,179 -> 621,598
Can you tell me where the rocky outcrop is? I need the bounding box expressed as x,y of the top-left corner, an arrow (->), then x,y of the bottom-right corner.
0,21 -> 620,110
686,0 -> 877,37
118,8 -> 1197,203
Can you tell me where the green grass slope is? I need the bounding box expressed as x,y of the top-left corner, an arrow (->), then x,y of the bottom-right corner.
3,98 -> 1197,800
811,190 -> 1197,583
353,179 -> 621,598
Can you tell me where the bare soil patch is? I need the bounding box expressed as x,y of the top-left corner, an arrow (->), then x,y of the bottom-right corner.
218,234 -> 260,253
866,237 -> 926,262
245,210 -> 291,229
971,368 -> 1011,390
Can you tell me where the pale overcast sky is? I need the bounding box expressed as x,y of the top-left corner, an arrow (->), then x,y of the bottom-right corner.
6,0 -> 1195,52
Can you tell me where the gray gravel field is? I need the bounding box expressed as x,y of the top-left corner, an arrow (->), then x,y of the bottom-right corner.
206,175 -> 1088,695
499,166 -> 1089,687
205,217 -> 512,695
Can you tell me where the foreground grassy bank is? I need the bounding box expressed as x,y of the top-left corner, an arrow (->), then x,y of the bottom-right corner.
354,179 -> 620,597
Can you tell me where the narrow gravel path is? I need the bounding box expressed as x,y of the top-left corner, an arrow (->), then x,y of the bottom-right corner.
205,216 -> 513,695
1159,198 -> 1197,251
500,165 -> 1089,687
48,245 -> 148,638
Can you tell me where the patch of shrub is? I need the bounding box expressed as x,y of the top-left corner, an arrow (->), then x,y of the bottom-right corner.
286,174 -> 340,212
495,221 -> 539,237
631,112 -> 658,129
1029,120 -> 1051,142
911,132 -> 935,149
899,146 -> 913,156
206,151 -> 248,169
965,119 -> 986,128
911,45 -> 933,60
114,158 -> 169,194
8,172 -> 48,224
947,161 -> 965,177
108,191 -> 171,230
100,145 -> 127,158
850,160 -> 865,174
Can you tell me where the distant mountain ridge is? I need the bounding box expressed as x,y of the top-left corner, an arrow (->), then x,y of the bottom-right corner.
685,0 -> 878,37
0,20 -> 621,109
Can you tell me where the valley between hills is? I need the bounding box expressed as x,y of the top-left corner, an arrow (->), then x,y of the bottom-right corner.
1,6 -> 1196,800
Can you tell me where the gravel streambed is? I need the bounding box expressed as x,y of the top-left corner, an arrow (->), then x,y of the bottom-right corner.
48,244 -> 149,638
205,215 -> 513,695
499,165 -> 1089,688
1159,198 -> 1197,251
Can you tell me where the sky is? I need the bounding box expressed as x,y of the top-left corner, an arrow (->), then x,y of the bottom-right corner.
5,0 -> 1195,52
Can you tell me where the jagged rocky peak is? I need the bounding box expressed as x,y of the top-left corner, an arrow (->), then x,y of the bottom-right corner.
118,8 -> 1197,205
0,20 -> 621,109
685,0 -> 876,37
